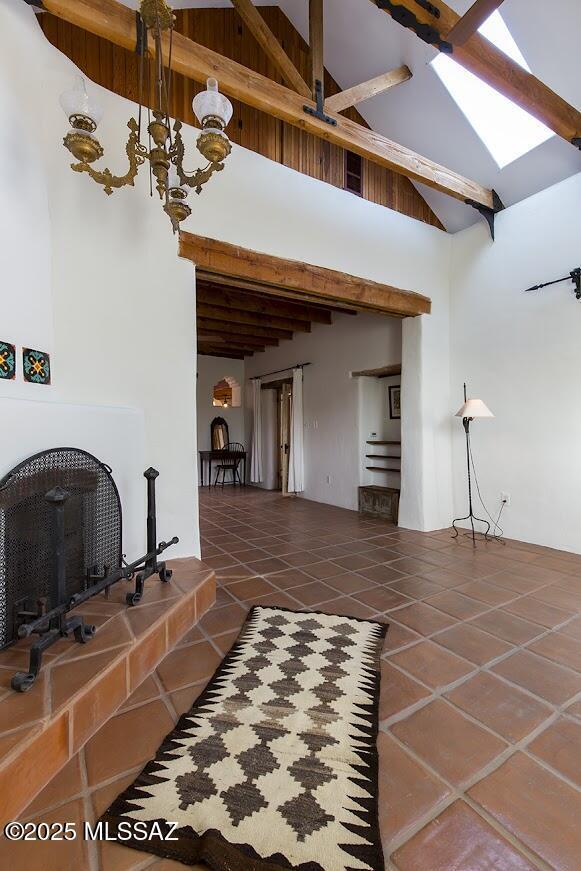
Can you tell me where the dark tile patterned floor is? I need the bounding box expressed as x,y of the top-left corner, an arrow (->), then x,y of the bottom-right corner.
199,487 -> 581,870
6,486 -> 581,870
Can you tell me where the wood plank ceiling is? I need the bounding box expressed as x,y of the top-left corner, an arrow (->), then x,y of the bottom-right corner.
196,280 -> 352,359
181,232 -> 431,359
38,5 -> 444,229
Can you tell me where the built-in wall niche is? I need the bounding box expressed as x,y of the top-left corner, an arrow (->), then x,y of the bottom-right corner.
355,365 -> 402,495
212,376 -> 241,408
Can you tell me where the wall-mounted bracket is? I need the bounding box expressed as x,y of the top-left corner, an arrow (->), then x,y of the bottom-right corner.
465,189 -> 504,241
375,0 -> 453,53
525,268 -> 581,300
415,0 -> 441,17
303,79 -> 337,126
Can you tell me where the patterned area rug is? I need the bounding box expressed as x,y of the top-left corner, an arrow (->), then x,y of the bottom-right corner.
103,606 -> 387,870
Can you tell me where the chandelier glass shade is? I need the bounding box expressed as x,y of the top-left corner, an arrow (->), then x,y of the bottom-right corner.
59,0 -> 233,232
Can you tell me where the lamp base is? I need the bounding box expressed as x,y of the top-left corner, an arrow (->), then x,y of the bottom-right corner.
452,512 -> 491,546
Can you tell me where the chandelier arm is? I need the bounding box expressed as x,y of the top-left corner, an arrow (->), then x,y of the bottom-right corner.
170,121 -> 225,192
70,119 -> 148,196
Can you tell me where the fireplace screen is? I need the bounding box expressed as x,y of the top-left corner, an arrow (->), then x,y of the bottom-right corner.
0,448 -> 122,649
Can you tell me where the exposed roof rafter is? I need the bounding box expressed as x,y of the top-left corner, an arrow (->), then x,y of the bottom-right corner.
370,0 -> 581,147
447,0 -> 506,46
229,0 -> 311,97
42,0 -> 494,209
325,65 -> 412,113
309,0 -> 324,99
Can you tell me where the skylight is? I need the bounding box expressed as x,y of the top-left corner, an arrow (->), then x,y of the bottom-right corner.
432,11 -> 554,169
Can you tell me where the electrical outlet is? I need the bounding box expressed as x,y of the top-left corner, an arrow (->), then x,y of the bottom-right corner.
501,492 -> 511,506
326,475 -> 332,485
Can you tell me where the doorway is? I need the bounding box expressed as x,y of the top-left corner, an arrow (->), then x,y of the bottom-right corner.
261,378 -> 293,493
276,381 -> 293,494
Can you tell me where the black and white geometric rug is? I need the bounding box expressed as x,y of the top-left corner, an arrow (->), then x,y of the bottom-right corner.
102,605 -> 387,870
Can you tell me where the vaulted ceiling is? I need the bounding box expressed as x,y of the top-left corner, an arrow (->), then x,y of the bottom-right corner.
170,0 -> 581,231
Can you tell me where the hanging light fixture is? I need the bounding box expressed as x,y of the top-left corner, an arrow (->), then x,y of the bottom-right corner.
59,0 -> 233,232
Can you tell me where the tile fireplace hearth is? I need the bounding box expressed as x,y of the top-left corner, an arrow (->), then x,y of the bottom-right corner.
0,558 -> 215,827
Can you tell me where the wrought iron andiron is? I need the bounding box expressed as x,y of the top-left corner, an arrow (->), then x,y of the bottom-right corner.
126,467 -> 174,606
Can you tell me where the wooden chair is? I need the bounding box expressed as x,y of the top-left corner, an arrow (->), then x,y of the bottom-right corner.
214,442 -> 245,488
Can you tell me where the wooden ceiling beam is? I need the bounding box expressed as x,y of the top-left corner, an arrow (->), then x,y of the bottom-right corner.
197,302 -> 311,333
197,345 -> 248,360
309,0 -> 324,99
198,270 -> 387,314
198,317 -> 291,341
447,0 -> 505,45
42,0 -> 494,208
229,0 -> 311,98
370,0 -> 581,146
198,335 -> 270,354
325,65 -> 412,114
198,331 -> 270,348
197,338 -> 267,351
198,335 -> 266,353
183,233 -> 431,317
196,283 -> 336,322
198,341 -> 270,357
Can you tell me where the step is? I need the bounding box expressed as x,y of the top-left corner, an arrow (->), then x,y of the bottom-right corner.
0,558 -> 216,826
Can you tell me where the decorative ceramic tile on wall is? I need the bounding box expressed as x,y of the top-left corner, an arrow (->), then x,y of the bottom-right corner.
0,342 -> 16,380
23,348 -> 51,385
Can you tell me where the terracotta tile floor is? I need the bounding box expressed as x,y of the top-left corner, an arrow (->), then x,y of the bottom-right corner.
5,486 -> 581,870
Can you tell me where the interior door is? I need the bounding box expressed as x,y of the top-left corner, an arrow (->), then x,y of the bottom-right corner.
277,382 -> 292,493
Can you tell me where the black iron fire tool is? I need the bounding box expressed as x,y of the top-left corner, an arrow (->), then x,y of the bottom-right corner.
10,467 -> 178,692
17,536 -> 180,644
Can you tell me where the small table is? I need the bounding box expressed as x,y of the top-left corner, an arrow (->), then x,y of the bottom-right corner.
199,450 -> 247,487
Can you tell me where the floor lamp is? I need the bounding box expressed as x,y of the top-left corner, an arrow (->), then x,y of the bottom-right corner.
452,384 -> 494,545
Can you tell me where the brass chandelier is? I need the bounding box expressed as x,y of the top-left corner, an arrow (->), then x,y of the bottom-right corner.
59,0 -> 233,232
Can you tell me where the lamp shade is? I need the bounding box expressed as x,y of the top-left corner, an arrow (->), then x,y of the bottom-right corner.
455,399 -> 494,419
59,76 -> 103,127
192,78 -> 233,130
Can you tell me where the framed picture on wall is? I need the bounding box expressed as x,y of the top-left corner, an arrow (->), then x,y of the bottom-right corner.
389,385 -> 401,420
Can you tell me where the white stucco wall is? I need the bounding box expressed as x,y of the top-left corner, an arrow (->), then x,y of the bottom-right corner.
0,2 -> 197,556
450,172 -> 581,553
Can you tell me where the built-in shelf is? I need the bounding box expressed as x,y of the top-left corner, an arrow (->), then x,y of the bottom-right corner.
366,454 -> 400,460
366,466 -> 401,472
367,440 -> 401,446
